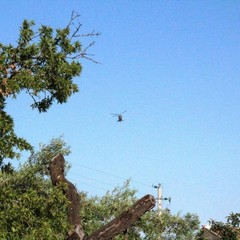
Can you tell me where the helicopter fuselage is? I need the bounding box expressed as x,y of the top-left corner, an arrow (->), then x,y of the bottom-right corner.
117,115 -> 123,122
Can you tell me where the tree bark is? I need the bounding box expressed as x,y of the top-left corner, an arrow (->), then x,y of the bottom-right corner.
49,153 -> 85,240
85,194 -> 156,240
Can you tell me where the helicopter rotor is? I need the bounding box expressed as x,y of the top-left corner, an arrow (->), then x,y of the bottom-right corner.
110,110 -> 127,117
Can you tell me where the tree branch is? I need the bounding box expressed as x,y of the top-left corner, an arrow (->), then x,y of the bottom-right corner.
85,194 -> 156,240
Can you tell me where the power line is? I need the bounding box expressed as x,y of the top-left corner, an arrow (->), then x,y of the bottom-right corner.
69,162 -> 151,187
71,179 -> 109,192
69,172 -> 115,188
69,171 -> 149,197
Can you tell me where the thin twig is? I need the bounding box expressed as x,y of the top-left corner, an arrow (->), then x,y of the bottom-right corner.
74,31 -> 101,38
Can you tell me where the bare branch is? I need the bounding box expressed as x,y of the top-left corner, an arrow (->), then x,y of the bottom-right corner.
67,41 -> 100,63
27,89 -> 38,108
70,22 -> 83,40
79,54 -> 100,64
67,10 -> 81,29
30,32 -> 41,41
74,31 -> 101,38
81,41 -> 95,54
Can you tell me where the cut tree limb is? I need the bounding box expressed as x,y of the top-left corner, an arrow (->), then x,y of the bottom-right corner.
85,194 -> 156,240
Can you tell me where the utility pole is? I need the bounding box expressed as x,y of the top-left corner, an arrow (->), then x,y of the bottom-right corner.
153,183 -> 171,215
153,183 -> 162,215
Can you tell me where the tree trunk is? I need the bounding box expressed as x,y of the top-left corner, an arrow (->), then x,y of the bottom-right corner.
49,153 -> 85,240
85,194 -> 155,240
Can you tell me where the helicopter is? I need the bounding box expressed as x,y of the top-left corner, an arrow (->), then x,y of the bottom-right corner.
110,111 -> 127,122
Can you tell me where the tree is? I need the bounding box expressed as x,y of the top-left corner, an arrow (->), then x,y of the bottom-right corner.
0,12 -> 99,169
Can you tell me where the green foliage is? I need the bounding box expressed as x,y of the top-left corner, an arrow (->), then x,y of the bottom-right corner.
0,137 -> 73,239
227,212 -> 240,228
137,211 -> 200,240
80,180 -> 138,236
0,164 -> 70,239
0,12 -> 99,169
28,136 -> 71,176
209,220 -> 237,240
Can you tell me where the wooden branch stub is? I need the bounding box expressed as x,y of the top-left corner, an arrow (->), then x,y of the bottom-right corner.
49,154 -> 84,240
85,194 -> 156,240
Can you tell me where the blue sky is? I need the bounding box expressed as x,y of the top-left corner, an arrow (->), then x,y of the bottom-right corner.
1,0 -> 240,225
